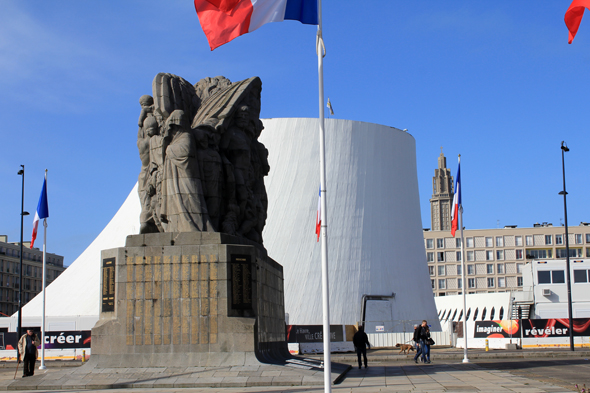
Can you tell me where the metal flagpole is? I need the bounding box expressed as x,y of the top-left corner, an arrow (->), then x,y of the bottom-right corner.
457,155 -> 469,363
460,208 -> 469,362
316,1 -> 332,391
39,170 -> 47,370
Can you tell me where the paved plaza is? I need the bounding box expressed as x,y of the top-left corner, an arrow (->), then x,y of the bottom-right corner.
0,349 -> 587,392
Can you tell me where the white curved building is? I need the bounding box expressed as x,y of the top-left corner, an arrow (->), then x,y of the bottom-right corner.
12,118 -> 438,333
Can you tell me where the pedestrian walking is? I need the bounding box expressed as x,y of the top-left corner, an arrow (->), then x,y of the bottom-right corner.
352,325 -> 371,369
17,329 -> 40,377
417,320 -> 432,363
412,323 -> 423,363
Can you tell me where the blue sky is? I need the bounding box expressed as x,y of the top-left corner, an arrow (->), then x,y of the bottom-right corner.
1,1 -> 589,266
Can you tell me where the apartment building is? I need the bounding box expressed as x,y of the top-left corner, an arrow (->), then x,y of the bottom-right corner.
425,151 -> 590,297
0,235 -> 66,315
423,224 -> 590,296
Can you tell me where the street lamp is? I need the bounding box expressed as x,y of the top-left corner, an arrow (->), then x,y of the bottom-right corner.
559,141 -> 574,351
17,165 -> 29,355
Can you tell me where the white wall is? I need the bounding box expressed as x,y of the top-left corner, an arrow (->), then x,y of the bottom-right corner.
260,118 -> 440,329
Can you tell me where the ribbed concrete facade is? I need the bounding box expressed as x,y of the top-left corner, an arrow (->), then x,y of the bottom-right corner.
259,118 -> 439,328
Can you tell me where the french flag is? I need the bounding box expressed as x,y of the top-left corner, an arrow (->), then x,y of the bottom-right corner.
315,186 -> 321,242
194,0 -> 318,50
565,0 -> 590,43
450,157 -> 461,237
31,175 -> 49,248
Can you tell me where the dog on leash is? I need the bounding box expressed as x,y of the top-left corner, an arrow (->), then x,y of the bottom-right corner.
395,343 -> 414,355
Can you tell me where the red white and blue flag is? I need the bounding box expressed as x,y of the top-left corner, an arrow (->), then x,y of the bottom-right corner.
565,0 -> 590,43
194,0 -> 318,50
315,186 -> 321,242
31,174 -> 49,248
450,157 -> 461,237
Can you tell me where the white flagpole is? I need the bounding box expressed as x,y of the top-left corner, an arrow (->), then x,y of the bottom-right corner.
457,156 -> 469,363
316,1 -> 332,391
39,170 -> 47,370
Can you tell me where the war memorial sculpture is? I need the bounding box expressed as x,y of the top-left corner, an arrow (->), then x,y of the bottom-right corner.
90,73 -> 302,368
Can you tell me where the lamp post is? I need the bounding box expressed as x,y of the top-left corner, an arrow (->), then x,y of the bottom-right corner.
17,165 -> 29,355
559,141 -> 574,351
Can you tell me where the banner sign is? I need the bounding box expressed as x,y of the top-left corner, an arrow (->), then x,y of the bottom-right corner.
474,321 -> 520,338
286,325 -> 343,343
2,331 -> 91,350
473,318 -> 590,338
521,318 -> 590,338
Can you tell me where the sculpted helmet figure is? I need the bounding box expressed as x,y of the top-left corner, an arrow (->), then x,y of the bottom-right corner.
137,74 -> 268,245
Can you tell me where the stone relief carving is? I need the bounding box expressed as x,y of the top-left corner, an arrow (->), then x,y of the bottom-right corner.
137,73 -> 268,244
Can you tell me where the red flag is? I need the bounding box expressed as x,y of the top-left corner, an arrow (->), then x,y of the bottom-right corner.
565,0 -> 590,43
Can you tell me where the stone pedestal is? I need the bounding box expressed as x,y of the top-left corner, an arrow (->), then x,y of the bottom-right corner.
91,232 -> 289,368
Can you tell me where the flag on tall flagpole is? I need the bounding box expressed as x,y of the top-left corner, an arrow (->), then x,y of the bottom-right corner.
565,0 -> 590,43
194,0 -> 318,50
31,174 -> 49,248
315,186 -> 321,241
450,156 -> 461,237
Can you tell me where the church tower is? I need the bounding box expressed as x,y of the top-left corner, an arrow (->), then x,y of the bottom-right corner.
430,149 -> 454,231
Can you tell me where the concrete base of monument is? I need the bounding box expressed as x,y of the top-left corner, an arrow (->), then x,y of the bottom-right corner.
90,232 -> 339,372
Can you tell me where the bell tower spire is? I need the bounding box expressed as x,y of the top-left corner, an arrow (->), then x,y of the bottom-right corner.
430,148 -> 454,231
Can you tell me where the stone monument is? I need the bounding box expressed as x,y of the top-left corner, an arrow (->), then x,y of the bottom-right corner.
91,74 -> 294,368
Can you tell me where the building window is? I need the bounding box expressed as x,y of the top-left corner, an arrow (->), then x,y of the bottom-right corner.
515,236 -> 523,246
496,250 -> 504,260
456,251 -> 462,261
556,248 -> 582,258
486,264 -> 494,274
468,279 -> 476,289
516,249 -> 523,260
576,234 -> 583,244
458,278 -> 463,289
555,234 -> 563,245
526,249 -> 552,259
553,270 -> 565,283
496,237 -> 504,247
485,237 -> 493,247
586,234 -> 590,243
517,263 -> 524,273
487,277 -> 495,288
498,277 -> 506,288
457,264 -> 462,275
426,239 -> 434,249
438,265 -> 446,276
431,279 -> 435,289
545,235 -> 552,245
437,238 -> 444,249
466,251 -> 474,261
538,270 -> 565,284
517,277 -> 523,287
497,263 -> 504,274
429,266 -> 435,276
456,238 -> 462,248
574,269 -> 588,283
438,279 -> 446,289
526,236 -> 533,246
466,238 -> 474,248
427,252 -> 434,262
486,250 -> 494,261
467,265 -> 475,275
437,252 -> 445,262
587,248 -> 590,258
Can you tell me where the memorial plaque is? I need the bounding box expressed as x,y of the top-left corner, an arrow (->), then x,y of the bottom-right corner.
102,258 -> 116,312
230,254 -> 252,310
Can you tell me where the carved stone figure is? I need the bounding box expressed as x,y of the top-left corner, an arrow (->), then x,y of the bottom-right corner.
137,73 -> 268,245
